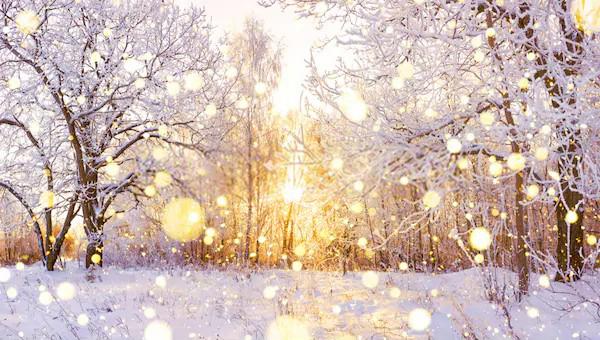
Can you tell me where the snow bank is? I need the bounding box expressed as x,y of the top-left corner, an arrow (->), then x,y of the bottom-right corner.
0,264 -> 598,339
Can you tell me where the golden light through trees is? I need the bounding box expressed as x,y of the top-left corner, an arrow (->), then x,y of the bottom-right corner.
526,184 -> 540,199
488,161 -> 503,177
216,195 -> 228,207
254,81 -> 268,95
293,244 -> 306,257
518,77 -> 530,91
571,0 -> 600,33
586,234 -> 597,246
91,254 -> 102,265
353,180 -> 364,192
160,198 -> 205,242
446,138 -> 462,154
144,185 -> 157,197
330,157 -> 344,171
282,182 -> 304,203
153,171 -> 173,188
349,201 -> 364,214
469,227 -> 492,251
1,0 -> 600,337
422,190 -> 441,209
565,210 -> 579,224
506,153 -> 526,171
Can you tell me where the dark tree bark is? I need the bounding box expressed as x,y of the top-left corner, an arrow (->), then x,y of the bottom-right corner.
555,135 -> 584,282
514,169 -> 530,298
85,240 -> 104,269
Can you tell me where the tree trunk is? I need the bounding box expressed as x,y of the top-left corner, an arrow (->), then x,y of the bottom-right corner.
417,226 -> 424,270
85,240 -> 103,268
555,136 -> 584,282
46,252 -> 58,271
282,203 -> 294,254
45,198 -> 78,271
255,239 -> 261,265
502,92 -> 529,298
514,170 -> 529,299
426,222 -> 437,272
288,218 -> 295,255
363,200 -> 378,267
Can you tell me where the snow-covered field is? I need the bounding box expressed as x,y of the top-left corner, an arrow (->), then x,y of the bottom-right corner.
0,264 -> 599,339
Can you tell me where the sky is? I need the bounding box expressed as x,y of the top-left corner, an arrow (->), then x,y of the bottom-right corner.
175,0 -> 325,113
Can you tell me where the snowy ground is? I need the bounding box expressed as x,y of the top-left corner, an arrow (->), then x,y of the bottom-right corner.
0,264 -> 599,340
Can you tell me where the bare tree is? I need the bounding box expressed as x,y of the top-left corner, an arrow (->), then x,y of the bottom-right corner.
217,18 -> 283,264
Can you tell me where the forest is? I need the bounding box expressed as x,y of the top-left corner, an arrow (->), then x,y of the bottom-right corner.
0,0 -> 600,339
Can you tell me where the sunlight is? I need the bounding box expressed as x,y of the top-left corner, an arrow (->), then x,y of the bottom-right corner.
282,182 -> 304,203
161,198 -> 205,242
0,1 -> 599,339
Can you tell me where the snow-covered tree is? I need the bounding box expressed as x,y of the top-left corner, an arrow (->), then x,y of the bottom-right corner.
263,0 -> 600,295
0,0 -> 230,270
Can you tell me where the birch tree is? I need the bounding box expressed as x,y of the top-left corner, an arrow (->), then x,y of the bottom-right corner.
213,18 -> 283,264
